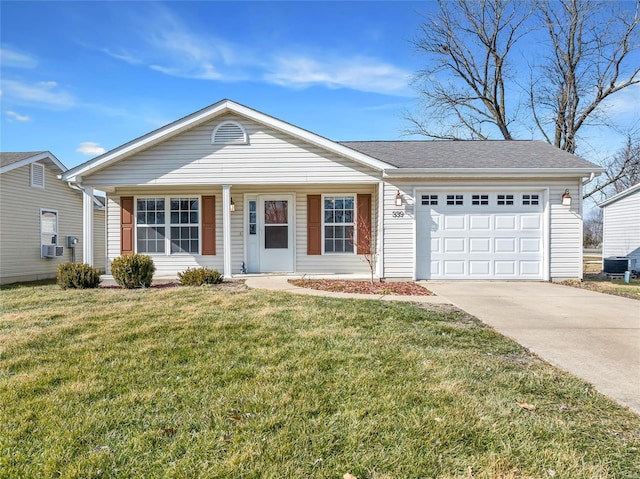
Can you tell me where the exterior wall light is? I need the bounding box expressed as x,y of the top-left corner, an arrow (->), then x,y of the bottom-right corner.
230,198 -> 236,212
395,190 -> 403,207
562,189 -> 572,206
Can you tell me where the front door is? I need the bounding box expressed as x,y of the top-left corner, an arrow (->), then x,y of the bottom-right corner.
258,195 -> 294,272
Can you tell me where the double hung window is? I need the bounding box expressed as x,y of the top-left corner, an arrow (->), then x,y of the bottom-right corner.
324,196 -> 355,253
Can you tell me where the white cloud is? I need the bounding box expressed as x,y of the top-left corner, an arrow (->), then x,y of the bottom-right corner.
5,110 -> 31,122
601,83 -> 640,116
76,142 -> 106,156
264,55 -> 412,96
1,79 -> 75,108
95,4 -> 410,96
0,47 -> 37,68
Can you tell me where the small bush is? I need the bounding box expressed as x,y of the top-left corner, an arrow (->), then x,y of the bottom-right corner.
57,262 -> 101,289
110,254 -> 155,289
178,267 -> 223,286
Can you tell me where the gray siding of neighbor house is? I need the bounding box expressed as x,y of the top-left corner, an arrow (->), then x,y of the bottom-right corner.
602,189 -> 640,266
0,162 -> 105,285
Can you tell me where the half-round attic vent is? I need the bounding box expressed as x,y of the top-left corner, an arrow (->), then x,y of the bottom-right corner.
212,121 -> 248,145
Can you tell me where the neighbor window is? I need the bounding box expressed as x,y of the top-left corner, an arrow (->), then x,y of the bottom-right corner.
324,196 -> 355,253
136,197 -> 200,254
41,209 -> 58,247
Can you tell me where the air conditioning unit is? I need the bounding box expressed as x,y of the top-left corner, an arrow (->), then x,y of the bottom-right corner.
42,245 -> 64,258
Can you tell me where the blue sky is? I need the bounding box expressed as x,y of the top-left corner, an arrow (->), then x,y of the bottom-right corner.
1,1 -> 638,172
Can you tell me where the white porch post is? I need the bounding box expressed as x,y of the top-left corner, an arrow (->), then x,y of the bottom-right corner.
82,186 -> 94,266
376,181 -> 384,279
222,185 -> 232,278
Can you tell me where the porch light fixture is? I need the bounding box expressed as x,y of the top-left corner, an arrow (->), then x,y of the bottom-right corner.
562,189 -> 572,206
395,190 -> 403,207
230,198 -> 236,212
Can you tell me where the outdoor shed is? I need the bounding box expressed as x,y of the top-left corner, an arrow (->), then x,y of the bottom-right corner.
599,183 -> 640,268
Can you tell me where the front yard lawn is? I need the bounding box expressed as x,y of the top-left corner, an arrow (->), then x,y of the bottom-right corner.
1,284 -> 639,478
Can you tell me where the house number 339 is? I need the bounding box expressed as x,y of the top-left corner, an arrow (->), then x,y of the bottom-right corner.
392,211 -> 404,217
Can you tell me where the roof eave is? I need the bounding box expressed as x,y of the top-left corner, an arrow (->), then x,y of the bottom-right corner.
383,167 -> 604,179
0,151 -> 66,175
599,182 -> 640,207
62,100 -> 393,182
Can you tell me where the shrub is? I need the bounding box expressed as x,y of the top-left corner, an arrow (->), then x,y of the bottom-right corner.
110,254 -> 155,289
57,262 -> 101,289
178,267 -> 223,286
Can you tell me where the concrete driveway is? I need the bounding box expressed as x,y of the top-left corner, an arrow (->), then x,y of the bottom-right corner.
425,281 -> 640,414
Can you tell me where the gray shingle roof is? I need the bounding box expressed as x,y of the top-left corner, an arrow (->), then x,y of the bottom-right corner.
339,140 -> 599,170
0,151 -> 46,168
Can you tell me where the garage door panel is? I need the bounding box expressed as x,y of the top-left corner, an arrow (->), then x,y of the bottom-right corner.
495,238 -> 516,253
469,237 -> 490,253
416,191 -> 544,280
444,237 -> 465,253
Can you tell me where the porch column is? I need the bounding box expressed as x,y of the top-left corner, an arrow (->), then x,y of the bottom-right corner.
222,185 -> 232,278
82,186 -> 94,266
376,181 -> 384,278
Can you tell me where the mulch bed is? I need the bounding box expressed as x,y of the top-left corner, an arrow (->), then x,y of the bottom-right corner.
289,279 -> 435,296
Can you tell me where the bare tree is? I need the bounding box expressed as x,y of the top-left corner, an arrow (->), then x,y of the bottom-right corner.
587,134 -> 640,199
409,0 -> 640,198
349,215 -> 377,284
583,208 -> 603,248
531,0 -> 640,154
408,0 -> 532,140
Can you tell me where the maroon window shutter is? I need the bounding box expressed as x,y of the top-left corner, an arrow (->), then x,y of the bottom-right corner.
357,194 -> 372,255
120,196 -> 134,255
202,195 -> 216,255
307,195 -> 322,255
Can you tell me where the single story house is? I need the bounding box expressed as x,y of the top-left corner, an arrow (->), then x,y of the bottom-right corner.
61,99 -> 603,281
0,151 -> 106,285
599,182 -> 640,269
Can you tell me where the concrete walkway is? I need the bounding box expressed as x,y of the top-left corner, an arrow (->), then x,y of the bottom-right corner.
425,281 -> 640,415
245,276 -> 640,414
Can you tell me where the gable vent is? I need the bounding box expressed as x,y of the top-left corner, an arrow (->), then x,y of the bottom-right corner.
31,162 -> 45,188
212,121 -> 248,145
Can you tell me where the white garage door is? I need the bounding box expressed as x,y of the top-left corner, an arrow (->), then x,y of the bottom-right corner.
416,192 -> 545,280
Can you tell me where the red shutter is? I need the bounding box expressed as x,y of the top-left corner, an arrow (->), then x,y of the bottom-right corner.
120,196 -> 134,255
357,194 -> 372,255
307,195 -> 322,255
202,195 -> 216,255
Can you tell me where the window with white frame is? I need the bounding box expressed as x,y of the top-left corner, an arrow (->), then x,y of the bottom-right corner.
135,197 -> 200,254
323,196 -> 355,253
446,194 -> 464,206
472,194 -> 489,205
522,194 -> 540,206
497,194 -> 514,206
421,194 -> 438,205
41,209 -> 58,247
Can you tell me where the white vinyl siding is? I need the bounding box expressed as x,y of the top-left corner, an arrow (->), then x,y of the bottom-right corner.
382,180 -> 583,280
84,114 -> 380,187
0,162 -> 105,284
602,189 -> 640,265
107,185 -> 377,276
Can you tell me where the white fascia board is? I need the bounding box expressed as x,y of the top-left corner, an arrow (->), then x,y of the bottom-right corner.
62,99 -> 392,183
1,151 -> 66,175
599,182 -> 640,208
383,167 -> 604,179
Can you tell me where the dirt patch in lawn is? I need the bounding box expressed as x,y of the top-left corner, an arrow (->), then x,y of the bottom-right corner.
561,277 -> 640,301
289,279 -> 434,296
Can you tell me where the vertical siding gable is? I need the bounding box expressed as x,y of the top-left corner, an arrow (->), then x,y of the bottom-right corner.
83,114 -> 381,186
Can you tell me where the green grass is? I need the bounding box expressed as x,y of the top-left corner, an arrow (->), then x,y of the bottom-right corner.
1,283 -> 639,478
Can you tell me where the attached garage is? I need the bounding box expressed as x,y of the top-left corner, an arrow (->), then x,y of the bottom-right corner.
415,190 -> 546,280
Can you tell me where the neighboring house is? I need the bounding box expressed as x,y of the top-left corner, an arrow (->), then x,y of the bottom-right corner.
0,151 -> 106,285
599,183 -> 640,268
61,100 -> 603,281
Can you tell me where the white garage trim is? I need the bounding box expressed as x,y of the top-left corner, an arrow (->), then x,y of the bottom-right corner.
414,186 -> 550,280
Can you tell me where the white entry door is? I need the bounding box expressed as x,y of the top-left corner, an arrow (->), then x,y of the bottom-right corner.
258,195 -> 294,272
